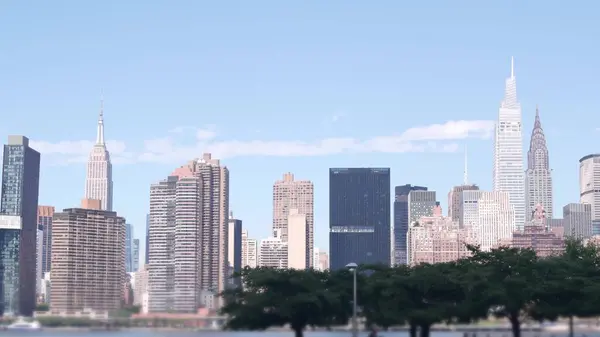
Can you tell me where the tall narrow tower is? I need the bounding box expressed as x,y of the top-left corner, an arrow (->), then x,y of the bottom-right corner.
525,106 -> 553,220
493,57 -> 525,230
84,98 -> 113,211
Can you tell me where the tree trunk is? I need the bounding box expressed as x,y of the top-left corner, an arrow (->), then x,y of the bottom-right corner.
419,324 -> 431,337
508,313 -> 521,337
568,315 -> 574,337
293,327 -> 303,337
409,322 -> 418,337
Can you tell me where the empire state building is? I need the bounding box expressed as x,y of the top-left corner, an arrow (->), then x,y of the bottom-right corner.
84,99 -> 113,211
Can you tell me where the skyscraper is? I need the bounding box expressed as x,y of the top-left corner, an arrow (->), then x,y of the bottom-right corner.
148,174 -> 201,313
84,99 -> 113,211
36,224 -> 43,296
0,135 -> 40,316
493,58 -> 525,230
525,106 -> 553,220
37,206 -> 54,274
393,184 -> 427,265
563,203 -> 592,239
406,190 -> 438,262
132,238 -> 140,272
125,223 -> 133,273
329,168 -> 391,270
461,190 -> 515,251
148,153 -> 229,312
145,214 -> 149,265
241,230 -> 258,268
579,154 -> 600,221
227,213 -> 242,287
272,173 -> 314,267
50,199 -> 125,315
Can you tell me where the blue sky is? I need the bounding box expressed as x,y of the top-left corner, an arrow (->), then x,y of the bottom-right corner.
1,1 -> 599,260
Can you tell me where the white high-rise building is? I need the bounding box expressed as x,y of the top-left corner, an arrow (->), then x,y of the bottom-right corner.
259,229 -> 288,268
84,99 -> 113,211
493,58 -> 525,230
241,230 -> 258,268
287,209 -> 307,269
148,154 -> 229,312
148,175 -> 202,313
525,107 -> 553,221
461,190 -> 515,251
580,154 -> 600,221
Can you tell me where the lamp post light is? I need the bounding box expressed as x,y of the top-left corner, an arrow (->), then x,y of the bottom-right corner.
346,262 -> 358,337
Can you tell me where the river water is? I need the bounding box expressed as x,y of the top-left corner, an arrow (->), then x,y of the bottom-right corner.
0,331 -> 590,337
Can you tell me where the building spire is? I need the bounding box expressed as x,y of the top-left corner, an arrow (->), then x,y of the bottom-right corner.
511,56 -> 514,78
96,94 -> 105,145
463,144 -> 469,185
527,105 -> 549,170
501,57 -> 520,109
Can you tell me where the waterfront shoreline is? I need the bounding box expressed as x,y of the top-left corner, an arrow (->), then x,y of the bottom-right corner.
29,325 -> 600,333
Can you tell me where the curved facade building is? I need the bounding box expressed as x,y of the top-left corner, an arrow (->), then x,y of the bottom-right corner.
580,154 -> 600,220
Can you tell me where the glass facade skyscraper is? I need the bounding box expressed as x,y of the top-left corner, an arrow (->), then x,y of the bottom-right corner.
0,136 -> 40,316
393,184 -> 427,265
329,168 -> 390,270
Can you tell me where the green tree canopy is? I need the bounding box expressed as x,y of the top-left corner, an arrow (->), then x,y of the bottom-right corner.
467,246 -> 540,337
220,267 -> 347,337
532,239 -> 600,337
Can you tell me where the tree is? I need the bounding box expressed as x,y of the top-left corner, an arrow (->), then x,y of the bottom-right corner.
467,246 -> 540,337
531,239 -> 600,337
360,262 -> 475,337
360,264 -> 410,331
404,262 -> 472,337
220,267 -> 345,337
447,257 -> 490,325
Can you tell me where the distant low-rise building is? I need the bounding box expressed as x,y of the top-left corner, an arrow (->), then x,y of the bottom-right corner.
408,211 -> 477,265
507,205 -> 564,257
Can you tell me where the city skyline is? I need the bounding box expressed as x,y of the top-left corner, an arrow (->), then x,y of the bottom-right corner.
3,1 -> 600,254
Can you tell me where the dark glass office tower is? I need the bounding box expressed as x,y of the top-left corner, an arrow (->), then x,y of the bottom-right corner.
329,168 -> 390,270
393,184 -> 427,265
0,136 -> 40,316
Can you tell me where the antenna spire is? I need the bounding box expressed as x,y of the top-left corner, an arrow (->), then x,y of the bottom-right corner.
96,93 -> 105,145
463,144 -> 469,185
511,56 -> 514,78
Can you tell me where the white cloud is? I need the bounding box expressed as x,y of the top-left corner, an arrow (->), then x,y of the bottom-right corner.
29,140 -> 134,166
196,125 -> 217,140
29,120 -> 494,165
136,120 -> 493,163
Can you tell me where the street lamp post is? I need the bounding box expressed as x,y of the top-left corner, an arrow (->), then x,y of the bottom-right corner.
346,262 -> 358,337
